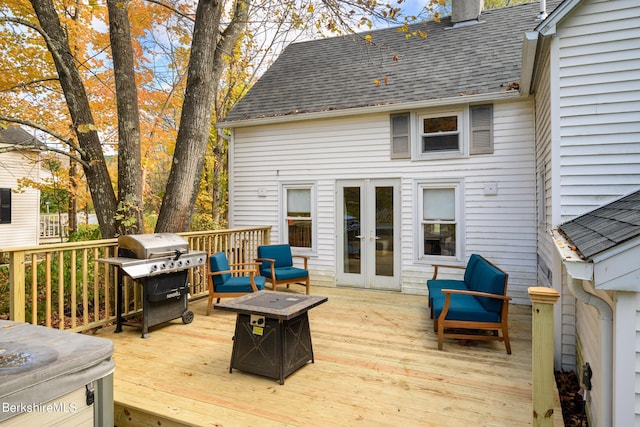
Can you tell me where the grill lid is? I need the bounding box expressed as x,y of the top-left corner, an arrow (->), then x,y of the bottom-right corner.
118,233 -> 189,259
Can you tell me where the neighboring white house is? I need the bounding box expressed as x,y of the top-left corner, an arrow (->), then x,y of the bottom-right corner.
0,126 -> 45,248
218,1 -> 639,425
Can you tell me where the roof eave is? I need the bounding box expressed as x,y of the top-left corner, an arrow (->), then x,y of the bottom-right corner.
535,0 -> 584,36
550,228 -> 594,281
217,91 -> 524,129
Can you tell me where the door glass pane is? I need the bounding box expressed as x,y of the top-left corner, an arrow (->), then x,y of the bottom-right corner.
343,187 -> 361,274
375,186 -> 394,277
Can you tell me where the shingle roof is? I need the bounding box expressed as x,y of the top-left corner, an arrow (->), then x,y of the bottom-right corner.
558,190 -> 640,259
223,1 -> 561,123
0,126 -> 43,148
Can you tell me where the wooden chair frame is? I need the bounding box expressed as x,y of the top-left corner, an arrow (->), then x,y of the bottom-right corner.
434,289 -> 512,354
206,260 -> 261,315
255,255 -> 310,294
430,257 -> 511,354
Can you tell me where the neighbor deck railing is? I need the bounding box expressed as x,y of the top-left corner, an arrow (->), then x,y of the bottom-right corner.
1,226 -> 271,333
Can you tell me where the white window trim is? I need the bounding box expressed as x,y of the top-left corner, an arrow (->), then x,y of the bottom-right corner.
414,109 -> 468,160
279,181 -> 317,256
415,179 -> 464,263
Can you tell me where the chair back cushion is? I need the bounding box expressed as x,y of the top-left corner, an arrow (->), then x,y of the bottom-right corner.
209,252 -> 231,286
468,259 -> 507,313
258,244 -> 293,269
463,254 -> 482,285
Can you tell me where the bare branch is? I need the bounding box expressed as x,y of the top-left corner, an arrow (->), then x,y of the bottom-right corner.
0,143 -> 88,168
0,116 -> 85,157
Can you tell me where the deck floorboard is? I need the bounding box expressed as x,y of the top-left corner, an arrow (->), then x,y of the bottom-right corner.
100,286 -> 563,427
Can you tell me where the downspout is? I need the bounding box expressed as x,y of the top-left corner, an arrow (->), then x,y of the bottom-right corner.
566,275 -> 613,427
552,230 -> 613,427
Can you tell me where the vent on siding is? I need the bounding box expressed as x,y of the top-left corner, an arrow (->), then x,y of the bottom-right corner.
470,104 -> 493,155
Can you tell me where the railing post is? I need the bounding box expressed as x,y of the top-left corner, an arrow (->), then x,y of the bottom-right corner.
528,286 -> 560,427
9,250 -> 26,322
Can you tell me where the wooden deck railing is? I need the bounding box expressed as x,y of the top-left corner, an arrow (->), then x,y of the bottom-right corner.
1,226 -> 271,333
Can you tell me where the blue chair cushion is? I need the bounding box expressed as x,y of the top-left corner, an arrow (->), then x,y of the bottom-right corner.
467,260 -> 507,313
216,276 -> 265,293
260,266 -> 308,281
426,279 -> 467,307
209,252 -> 231,286
463,254 -> 482,285
258,244 -> 293,269
432,293 -> 501,323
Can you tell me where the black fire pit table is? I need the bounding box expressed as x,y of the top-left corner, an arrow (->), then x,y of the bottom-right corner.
214,290 -> 328,384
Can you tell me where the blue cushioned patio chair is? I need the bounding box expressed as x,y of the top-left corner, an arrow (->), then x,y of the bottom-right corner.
256,244 -> 310,294
206,251 -> 265,315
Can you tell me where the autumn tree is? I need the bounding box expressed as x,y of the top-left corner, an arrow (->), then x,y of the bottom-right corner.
1,0 -> 442,238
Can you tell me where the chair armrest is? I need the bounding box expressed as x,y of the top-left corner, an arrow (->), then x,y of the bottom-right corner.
292,254 -> 309,269
208,268 -> 257,277
255,257 -> 276,265
441,288 -> 511,301
431,263 -> 466,279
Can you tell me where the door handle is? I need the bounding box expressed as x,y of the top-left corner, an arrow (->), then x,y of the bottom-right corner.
355,235 -> 364,239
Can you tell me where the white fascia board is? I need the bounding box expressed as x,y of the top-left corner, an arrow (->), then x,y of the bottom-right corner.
592,238 -> 640,292
216,91 -> 522,129
520,31 -> 539,95
535,0 -> 583,36
549,229 -> 594,280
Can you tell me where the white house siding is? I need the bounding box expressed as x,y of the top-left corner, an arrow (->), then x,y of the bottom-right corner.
546,1 -> 640,423
0,149 -> 41,248
556,0 -> 640,220
635,292 -> 640,424
535,41 -> 578,372
230,98 -> 538,304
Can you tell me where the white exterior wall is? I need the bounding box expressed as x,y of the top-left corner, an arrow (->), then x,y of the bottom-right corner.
0,149 -> 41,248
556,0 -> 640,220
230,99 -> 538,304
545,0 -> 640,424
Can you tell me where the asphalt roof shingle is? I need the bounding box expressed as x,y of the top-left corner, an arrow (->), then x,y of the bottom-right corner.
223,1 -> 561,123
558,190 -> 640,259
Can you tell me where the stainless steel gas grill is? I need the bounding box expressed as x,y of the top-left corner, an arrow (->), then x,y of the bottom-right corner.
100,233 -> 207,338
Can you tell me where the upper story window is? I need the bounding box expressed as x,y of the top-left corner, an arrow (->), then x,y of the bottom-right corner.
420,114 -> 461,153
282,183 -> 316,252
0,188 -> 11,224
390,104 -> 493,160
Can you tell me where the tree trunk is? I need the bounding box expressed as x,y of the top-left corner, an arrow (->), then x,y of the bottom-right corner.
155,0 -> 224,232
156,0 -> 249,232
30,0 -> 118,238
68,157 -> 77,234
107,0 -> 143,235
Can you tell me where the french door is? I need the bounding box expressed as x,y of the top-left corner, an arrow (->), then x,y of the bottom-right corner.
337,179 -> 400,290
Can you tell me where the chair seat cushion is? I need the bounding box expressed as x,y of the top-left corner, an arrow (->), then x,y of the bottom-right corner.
432,294 -> 501,323
260,266 -> 308,281
427,279 -> 468,306
216,276 -> 265,293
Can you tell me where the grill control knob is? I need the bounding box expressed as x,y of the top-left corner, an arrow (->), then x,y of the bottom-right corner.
159,262 -> 166,270
150,264 -> 158,272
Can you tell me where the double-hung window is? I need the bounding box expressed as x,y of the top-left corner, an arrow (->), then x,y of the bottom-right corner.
282,183 -> 315,251
419,111 -> 463,155
418,182 -> 461,259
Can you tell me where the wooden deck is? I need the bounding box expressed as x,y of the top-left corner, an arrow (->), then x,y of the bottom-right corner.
99,287 -> 564,427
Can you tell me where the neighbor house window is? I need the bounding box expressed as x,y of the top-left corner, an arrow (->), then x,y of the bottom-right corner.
0,188 -> 11,224
420,112 -> 462,153
390,113 -> 410,159
418,183 -> 460,258
282,183 -> 315,250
